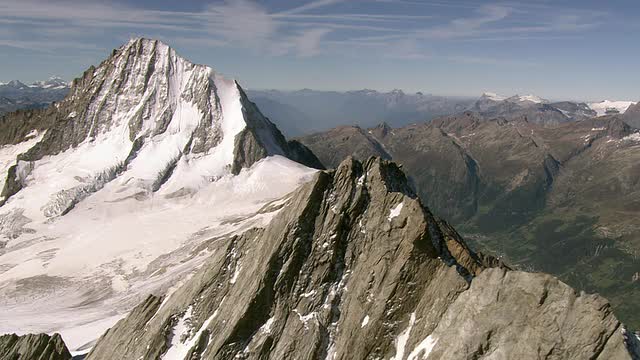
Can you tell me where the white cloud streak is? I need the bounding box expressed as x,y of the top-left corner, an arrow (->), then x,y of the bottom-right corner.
0,0 -> 607,63
278,0 -> 345,15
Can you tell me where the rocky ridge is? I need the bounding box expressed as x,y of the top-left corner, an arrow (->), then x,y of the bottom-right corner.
0,333 -> 72,360
298,113 -> 640,328
84,157 -> 634,359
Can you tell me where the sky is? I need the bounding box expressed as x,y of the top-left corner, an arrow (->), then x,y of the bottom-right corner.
0,0 -> 639,101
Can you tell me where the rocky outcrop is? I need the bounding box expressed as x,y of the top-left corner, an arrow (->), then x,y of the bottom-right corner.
0,333 -> 72,360
86,157 -> 633,360
230,85 -> 323,173
623,101 -> 640,128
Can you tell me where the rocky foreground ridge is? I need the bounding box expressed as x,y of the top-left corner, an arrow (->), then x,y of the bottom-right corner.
298,113 -> 640,328
75,157 -> 636,359
0,333 -> 71,360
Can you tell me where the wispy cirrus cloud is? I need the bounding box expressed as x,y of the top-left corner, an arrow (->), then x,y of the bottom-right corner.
277,0 -> 345,15
0,0 -> 608,63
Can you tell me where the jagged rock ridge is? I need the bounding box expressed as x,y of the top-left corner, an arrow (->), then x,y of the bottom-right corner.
298,113 -> 640,328
0,333 -> 71,360
86,157 -> 634,360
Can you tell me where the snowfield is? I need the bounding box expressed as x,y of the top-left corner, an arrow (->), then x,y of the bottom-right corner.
0,154 -> 316,351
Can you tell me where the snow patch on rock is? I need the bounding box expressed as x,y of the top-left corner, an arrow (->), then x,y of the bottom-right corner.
388,202 -> 403,221
391,312 -> 416,360
407,334 -> 437,360
361,315 -> 369,328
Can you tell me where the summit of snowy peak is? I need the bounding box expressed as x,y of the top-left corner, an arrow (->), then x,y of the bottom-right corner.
5,80 -> 28,89
512,94 -> 547,104
481,92 -> 506,101
0,36 -> 318,204
479,92 -> 547,104
31,76 -> 70,89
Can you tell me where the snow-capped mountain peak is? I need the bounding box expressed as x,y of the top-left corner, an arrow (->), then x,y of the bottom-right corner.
31,76 -> 69,89
0,77 -> 70,90
512,94 -> 547,104
5,80 -> 29,89
480,92 -> 547,104
0,37 -> 321,350
481,92 -> 506,101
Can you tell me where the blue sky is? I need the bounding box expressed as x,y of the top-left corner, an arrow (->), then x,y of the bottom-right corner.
0,0 -> 638,101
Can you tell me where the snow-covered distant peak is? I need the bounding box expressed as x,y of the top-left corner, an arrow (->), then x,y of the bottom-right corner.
481,92 -> 506,101
480,92 -> 547,104
0,77 -> 69,90
588,100 -> 636,116
30,76 -> 70,89
3,80 -> 28,88
513,94 -> 547,104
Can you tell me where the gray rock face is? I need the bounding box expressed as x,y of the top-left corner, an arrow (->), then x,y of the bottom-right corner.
0,333 -> 72,360
623,102 -> 640,128
85,157 -> 633,360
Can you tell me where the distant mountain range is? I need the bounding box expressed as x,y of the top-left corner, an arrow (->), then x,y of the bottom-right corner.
247,89 -> 476,136
3,80 -> 638,135
249,89 -> 639,135
0,77 -> 70,116
469,92 -> 597,125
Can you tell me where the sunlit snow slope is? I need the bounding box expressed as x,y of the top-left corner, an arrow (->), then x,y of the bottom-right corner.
0,38 -> 318,352
588,100 -> 636,116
